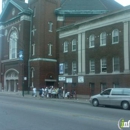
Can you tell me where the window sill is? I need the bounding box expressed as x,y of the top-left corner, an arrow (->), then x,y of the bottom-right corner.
89,71 -> 95,74
100,44 -> 106,46
49,30 -> 53,32
112,42 -> 119,44
112,71 -> 120,74
89,72 -> 95,75
89,46 -> 95,48
63,74 -> 68,76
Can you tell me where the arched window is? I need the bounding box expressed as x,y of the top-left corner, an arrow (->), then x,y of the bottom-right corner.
112,29 -> 119,44
100,32 -> 106,46
9,31 -> 18,59
72,39 -> 76,51
89,34 -> 95,48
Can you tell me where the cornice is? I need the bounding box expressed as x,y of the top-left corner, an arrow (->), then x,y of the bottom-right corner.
20,15 -> 31,21
59,8 -> 130,38
1,58 -> 19,63
29,58 -> 57,62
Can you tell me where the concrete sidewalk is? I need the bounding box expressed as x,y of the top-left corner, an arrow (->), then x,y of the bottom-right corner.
0,91 -> 90,104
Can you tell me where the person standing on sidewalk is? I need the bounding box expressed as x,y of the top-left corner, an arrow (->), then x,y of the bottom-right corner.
58,87 -> 62,98
73,89 -> 77,99
41,88 -> 45,97
39,88 -> 42,98
62,87 -> 65,98
33,87 -> 37,97
48,87 -> 52,98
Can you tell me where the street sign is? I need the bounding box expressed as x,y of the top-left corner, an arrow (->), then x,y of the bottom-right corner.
19,50 -> 23,60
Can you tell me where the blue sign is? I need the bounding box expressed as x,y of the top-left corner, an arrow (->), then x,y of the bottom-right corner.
19,50 -> 23,60
59,63 -> 64,74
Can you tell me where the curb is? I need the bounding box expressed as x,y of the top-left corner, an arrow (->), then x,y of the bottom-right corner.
0,92 -> 90,104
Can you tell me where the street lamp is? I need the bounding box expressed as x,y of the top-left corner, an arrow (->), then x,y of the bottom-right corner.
18,50 -> 24,96
23,77 -> 27,97
0,33 -> 4,91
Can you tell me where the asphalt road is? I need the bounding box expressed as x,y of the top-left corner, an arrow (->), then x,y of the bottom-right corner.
0,94 -> 129,130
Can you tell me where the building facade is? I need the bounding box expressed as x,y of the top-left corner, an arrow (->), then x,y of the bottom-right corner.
0,0 -> 124,94
0,0 -> 31,92
58,6 -> 130,95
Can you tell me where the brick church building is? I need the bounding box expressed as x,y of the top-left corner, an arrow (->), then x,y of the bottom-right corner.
0,0 -> 124,95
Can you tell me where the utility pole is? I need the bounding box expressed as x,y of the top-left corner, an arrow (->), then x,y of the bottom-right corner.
19,50 -> 24,97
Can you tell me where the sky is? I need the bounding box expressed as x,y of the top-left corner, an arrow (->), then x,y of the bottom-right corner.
0,0 -> 28,14
0,0 -> 130,14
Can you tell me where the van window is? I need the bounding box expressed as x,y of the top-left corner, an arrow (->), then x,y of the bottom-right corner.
123,89 -> 130,95
101,89 -> 111,95
111,89 -> 123,95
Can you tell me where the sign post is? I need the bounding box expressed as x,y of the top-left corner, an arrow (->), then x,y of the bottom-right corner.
19,50 -> 24,96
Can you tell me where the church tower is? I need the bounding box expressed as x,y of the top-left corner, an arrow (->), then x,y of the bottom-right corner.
2,0 -> 25,9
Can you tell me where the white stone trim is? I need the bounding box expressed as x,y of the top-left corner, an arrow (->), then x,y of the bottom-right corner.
57,16 -> 64,21
124,21 -> 129,72
4,69 -> 19,92
7,26 -> 19,42
1,58 -> 19,63
20,15 -> 31,21
29,58 -> 57,62
78,33 -> 82,73
0,20 -> 20,30
59,9 -> 130,38
82,32 -> 86,74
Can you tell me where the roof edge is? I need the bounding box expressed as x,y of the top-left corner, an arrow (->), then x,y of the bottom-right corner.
0,0 -> 28,20
55,9 -> 108,15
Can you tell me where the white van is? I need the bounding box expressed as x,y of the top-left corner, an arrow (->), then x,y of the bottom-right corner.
89,88 -> 130,110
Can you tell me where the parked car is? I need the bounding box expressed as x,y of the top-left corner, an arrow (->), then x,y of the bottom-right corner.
89,88 -> 130,110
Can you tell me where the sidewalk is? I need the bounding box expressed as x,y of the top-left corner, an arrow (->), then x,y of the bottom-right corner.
0,91 -> 90,104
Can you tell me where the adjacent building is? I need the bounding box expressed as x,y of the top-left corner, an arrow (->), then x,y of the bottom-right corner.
58,6 -> 130,95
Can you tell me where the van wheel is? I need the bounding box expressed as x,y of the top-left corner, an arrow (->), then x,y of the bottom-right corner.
121,101 -> 129,110
92,99 -> 99,107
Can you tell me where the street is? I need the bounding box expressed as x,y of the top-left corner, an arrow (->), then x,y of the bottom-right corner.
0,94 -> 129,130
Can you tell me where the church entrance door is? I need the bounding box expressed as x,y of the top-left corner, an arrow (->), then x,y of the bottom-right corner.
5,70 -> 19,92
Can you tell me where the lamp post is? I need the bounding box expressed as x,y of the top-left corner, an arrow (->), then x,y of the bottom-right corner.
19,50 -> 25,96
0,34 -> 4,91
23,77 -> 27,97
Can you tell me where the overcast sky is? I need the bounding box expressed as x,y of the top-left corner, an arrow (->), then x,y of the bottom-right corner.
0,0 -> 130,14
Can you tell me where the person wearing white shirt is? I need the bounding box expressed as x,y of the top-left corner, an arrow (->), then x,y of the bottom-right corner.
33,87 -> 37,97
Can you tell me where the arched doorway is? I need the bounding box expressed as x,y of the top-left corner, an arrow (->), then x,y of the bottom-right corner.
4,69 -> 19,92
